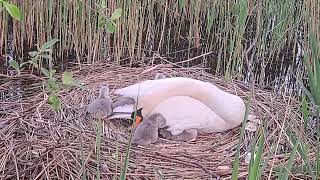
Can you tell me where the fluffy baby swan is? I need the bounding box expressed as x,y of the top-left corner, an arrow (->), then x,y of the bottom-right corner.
132,113 -> 166,146
87,85 -> 113,119
159,128 -> 197,142
154,73 -> 166,80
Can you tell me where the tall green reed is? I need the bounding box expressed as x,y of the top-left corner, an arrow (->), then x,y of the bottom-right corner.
302,0 -> 320,178
231,100 -> 250,180
119,82 -> 141,180
0,0 -> 305,91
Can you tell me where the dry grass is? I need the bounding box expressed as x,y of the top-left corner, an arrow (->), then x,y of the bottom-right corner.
0,63 -> 314,179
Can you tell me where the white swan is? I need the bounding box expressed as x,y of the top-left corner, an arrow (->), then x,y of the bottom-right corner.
108,77 -> 245,132
150,95 -> 234,135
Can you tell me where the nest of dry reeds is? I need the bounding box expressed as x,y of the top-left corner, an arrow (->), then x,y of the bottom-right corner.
0,63 -> 314,179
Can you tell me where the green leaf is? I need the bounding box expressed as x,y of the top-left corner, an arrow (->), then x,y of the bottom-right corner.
41,38 -> 59,50
2,1 -> 22,21
41,68 -> 50,77
316,108 -> 320,178
9,59 -> 20,72
110,8 -> 122,20
28,51 -> 38,58
62,71 -> 74,85
98,16 -> 107,28
106,20 -> 116,33
120,131 -> 133,180
48,94 -> 61,112
46,79 -> 60,93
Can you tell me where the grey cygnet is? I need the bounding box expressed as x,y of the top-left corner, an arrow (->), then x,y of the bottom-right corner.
159,128 -> 198,142
132,113 -> 166,146
87,85 -> 113,119
154,73 -> 166,80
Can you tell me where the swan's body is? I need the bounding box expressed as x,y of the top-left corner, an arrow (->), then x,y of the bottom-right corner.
88,86 -> 112,119
109,77 -> 245,133
150,96 -> 232,135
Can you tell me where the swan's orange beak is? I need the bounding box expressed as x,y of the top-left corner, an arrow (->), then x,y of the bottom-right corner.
133,115 -> 142,127
132,115 -> 142,128
131,108 -> 143,127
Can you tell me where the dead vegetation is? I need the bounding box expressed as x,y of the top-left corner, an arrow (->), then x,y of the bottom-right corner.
0,63 -> 314,179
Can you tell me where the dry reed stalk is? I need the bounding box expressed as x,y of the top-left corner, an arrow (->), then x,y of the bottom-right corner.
0,0 -> 309,92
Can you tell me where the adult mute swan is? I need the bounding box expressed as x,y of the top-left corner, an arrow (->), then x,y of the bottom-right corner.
108,77 -> 246,132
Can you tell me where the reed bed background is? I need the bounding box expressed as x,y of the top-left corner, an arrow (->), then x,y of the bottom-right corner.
1,0 -> 319,93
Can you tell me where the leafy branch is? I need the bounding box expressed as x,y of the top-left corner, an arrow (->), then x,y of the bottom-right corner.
0,0 -> 22,21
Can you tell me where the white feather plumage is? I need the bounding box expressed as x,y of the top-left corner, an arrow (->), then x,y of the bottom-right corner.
109,77 -> 246,135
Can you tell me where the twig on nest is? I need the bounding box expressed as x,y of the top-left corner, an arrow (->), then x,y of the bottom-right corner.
155,152 -> 220,178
